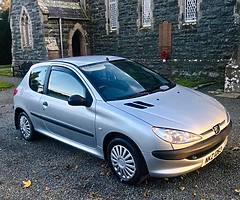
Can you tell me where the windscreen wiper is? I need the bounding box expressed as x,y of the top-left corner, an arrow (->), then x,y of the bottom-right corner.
115,90 -> 149,100
146,85 -> 170,94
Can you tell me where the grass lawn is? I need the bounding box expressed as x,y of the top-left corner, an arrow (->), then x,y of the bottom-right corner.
174,77 -> 216,88
0,81 -> 14,90
0,64 -> 12,77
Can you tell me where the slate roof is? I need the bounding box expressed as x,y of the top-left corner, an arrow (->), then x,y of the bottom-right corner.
39,0 -> 89,20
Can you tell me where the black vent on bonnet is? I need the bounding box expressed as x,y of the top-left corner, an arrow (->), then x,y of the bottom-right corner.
124,103 -> 147,109
124,101 -> 154,109
134,101 -> 154,107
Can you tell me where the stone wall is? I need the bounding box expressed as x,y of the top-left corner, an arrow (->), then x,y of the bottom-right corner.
89,0 -> 239,79
42,18 -> 90,59
10,0 -> 47,66
225,61 -> 240,92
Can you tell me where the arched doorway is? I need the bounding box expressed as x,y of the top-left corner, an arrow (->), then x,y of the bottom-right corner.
68,23 -> 89,57
72,30 -> 84,57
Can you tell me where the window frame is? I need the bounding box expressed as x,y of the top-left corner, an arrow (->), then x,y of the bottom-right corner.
105,0 -> 119,33
19,6 -> 33,49
141,0 -> 152,28
29,66 -> 49,94
44,66 -> 93,106
184,0 -> 197,23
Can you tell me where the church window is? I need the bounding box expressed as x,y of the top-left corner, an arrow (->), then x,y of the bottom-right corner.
20,7 -> 33,49
185,0 -> 197,22
106,0 -> 119,32
141,0 -> 152,27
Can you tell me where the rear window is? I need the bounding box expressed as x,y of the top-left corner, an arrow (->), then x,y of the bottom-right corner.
29,66 -> 48,93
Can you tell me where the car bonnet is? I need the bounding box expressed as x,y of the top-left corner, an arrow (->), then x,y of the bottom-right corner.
107,85 -> 227,135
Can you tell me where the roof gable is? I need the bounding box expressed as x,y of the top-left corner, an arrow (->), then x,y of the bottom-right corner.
37,0 -> 89,20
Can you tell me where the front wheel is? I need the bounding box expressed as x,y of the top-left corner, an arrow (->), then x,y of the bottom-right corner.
107,138 -> 148,184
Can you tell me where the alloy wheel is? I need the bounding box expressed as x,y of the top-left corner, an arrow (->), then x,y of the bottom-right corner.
19,115 -> 31,139
110,145 -> 136,181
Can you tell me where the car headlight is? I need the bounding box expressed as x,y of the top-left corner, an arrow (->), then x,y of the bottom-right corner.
152,127 -> 202,144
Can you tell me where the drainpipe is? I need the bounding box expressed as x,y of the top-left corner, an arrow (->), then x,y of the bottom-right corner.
59,18 -> 64,58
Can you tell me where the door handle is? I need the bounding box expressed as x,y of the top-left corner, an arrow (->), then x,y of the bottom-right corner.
42,102 -> 48,110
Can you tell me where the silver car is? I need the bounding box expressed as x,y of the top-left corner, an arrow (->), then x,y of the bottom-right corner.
14,56 -> 232,184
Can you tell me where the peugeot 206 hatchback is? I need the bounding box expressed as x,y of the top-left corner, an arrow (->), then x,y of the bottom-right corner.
14,56 -> 232,184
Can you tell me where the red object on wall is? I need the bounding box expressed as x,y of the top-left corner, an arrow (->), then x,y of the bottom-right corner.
160,50 -> 170,60
159,21 -> 172,61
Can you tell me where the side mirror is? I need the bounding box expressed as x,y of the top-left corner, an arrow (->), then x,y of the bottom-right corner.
68,95 -> 86,106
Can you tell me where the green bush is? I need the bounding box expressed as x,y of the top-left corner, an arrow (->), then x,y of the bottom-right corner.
0,81 -> 14,90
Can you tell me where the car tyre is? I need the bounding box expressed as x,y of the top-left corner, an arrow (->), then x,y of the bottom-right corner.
18,112 -> 36,141
107,137 -> 148,184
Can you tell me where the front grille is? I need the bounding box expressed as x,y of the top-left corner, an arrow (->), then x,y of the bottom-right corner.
201,120 -> 225,136
187,139 -> 224,160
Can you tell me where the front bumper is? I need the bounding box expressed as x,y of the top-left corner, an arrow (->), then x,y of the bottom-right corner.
144,121 -> 232,178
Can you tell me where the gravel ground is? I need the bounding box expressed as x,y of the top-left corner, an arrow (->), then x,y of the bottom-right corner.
0,78 -> 239,200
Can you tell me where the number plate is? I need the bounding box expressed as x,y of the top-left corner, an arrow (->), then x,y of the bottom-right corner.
202,139 -> 227,167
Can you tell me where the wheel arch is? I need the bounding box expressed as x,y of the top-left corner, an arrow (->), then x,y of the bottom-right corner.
14,107 -> 26,129
103,132 -> 144,162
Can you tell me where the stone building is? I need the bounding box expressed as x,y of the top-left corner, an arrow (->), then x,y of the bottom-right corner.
10,0 -> 90,65
10,0 -> 240,90
0,0 -> 11,11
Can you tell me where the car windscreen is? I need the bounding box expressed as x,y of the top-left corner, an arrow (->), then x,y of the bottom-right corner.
80,60 -> 175,101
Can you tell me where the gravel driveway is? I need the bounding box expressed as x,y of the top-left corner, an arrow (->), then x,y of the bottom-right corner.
0,77 -> 239,200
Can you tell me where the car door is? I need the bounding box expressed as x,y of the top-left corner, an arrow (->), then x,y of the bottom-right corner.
39,65 -> 96,147
24,65 -> 49,132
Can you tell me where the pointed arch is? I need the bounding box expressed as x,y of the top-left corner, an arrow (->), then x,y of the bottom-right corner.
20,6 -> 33,49
68,23 -> 88,56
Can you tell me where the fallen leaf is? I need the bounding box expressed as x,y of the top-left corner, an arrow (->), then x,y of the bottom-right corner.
144,189 -> 151,198
179,186 -> 185,191
87,192 -> 103,200
235,188 -> 240,194
22,180 -> 32,188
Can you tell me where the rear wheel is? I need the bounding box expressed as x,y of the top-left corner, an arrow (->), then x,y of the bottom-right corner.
107,137 -> 148,184
18,112 -> 35,141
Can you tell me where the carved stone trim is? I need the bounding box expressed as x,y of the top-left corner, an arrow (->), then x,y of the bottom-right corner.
68,23 -> 88,56
37,0 -> 49,14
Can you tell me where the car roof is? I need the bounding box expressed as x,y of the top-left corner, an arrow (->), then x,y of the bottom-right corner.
51,55 -> 125,67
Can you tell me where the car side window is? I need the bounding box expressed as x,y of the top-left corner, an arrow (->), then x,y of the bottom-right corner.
29,66 -> 48,94
48,68 -> 86,101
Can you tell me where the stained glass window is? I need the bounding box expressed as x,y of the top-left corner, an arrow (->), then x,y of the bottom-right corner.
142,0 -> 152,27
109,0 -> 118,31
185,0 -> 197,22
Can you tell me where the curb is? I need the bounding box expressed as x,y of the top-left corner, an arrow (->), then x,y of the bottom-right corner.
193,82 -> 216,90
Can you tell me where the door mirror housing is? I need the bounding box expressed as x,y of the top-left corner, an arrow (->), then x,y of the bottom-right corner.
68,95 -> 86,106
